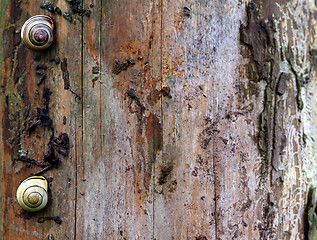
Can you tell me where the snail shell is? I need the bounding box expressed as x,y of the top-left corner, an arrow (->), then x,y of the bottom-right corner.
21,15 -> 54,51
16,176 -> 49,212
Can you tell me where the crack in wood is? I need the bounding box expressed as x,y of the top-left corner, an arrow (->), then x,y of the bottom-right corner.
61,57 -> 81,102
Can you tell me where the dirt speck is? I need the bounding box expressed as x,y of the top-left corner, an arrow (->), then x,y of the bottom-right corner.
68,0 -> 91,17
159,164 -> 173,185
183,6 -> 191,16
126,88 -> 141,106
92,66 -> 99,74
17,209 -> 34,220
113,58 -> 136,75
50,133 -> 70,156
38,216 -> 62,225
195,236 -> 208,240
63,12 -> 73,23
61,58 -> 70,90
161,86 -> 172,98
40,1 -> 62,15
50,57 -> 61,65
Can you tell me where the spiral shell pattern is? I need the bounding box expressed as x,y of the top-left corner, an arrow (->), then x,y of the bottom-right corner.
16,176 -> 48,212
21,15 -> 54,50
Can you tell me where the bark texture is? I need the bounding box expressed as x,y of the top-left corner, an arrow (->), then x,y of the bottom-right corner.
0,0 -> 317,239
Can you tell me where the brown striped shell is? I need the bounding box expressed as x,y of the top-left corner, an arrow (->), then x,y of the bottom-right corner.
21,15 -> 54,51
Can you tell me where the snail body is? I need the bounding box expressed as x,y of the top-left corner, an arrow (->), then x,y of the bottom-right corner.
16,176 -> 49,212
21,15 -> 54,51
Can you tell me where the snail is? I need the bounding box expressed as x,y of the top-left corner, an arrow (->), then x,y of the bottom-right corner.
16,176 -> 49,212
21,15 -> 54,51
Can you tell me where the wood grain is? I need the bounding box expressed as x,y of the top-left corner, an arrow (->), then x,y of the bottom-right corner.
0,0 -> 82,239
75,0 -> 162,238
1,0 -> 317,239
76,0 -> 101,238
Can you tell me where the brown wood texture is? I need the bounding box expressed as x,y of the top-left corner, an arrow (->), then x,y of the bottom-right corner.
0,0 -> 82,239
1,0 -> 317,239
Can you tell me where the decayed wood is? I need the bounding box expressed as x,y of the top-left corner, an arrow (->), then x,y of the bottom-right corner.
156,1 -> 220,238
1,0 -> 317,239
76,0 -> 102,238
238,1 -> 315,238
0,0 -> 49,238
44,0 -> 82,239
76,0 -> 162,238
0,0 -> 82,239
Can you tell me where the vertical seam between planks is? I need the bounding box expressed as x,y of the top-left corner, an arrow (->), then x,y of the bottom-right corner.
98,1 -> 102,236
74,1 -> 85,239
99,7 -> 103,239
153,0 -> 164,238
212,82 -> 218,239
152,0 -> 155,237
160,0 -> 163,158
74,111 -> 78,240
159,0 -> 163,236
210,10 -> 217,234
99,0 -> 103,162
212,142 -> 217,239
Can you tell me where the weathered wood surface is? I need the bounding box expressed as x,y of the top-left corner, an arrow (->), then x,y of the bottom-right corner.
0,0 -> 82,239
1,0 -> 317,239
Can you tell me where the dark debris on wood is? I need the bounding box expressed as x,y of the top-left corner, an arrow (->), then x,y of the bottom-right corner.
40,1 -> 62,14
25,88 -> 53,134
38,216 -> 62,224
113,58 -> 136,75
49,133 -> 70,156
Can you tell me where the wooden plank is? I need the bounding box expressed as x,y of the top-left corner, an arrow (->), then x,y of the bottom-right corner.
0,1 -> 48,238
155,0 -> 314,239
75,0 -> 162,238
238,0 -> 315,238
99,1 -> 163,236
156,1 -> 221,238
76,0 -> 102,238
43,0 -> 83,239
0,0 -> 82,239
0,1 -> 11,238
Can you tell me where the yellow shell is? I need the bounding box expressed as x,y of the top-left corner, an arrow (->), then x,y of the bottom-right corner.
21,15 -> 54,51
16,176 -> 48,212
